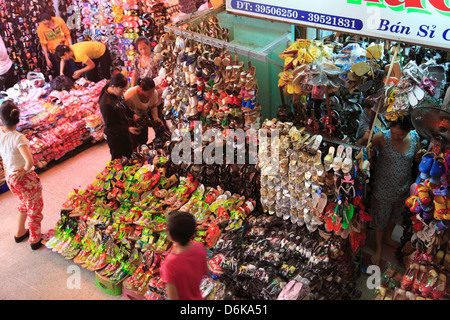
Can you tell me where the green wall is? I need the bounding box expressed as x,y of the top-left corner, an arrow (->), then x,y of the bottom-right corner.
217,12 -> 292,120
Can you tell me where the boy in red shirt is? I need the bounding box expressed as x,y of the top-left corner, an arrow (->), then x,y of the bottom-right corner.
161,211 -> 209,300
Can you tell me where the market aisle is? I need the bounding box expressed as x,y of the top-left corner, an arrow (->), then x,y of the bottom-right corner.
0,141 -> 123,300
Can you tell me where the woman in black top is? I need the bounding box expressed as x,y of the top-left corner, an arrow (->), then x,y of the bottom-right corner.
98,73 -> 140,160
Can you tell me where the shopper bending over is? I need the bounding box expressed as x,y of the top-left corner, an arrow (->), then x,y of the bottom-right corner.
99,73 -> 140,160
37,13 -> 76,78
124,77 -> 165,151
0,101 -> 43,250
359,116 -> 425,265
55,41 -> 112,82
161,211 -> 208,300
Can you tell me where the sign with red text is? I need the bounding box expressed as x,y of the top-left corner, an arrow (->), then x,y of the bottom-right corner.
226,0 -> 450,49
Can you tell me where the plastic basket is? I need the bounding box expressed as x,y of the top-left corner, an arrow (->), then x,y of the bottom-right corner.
95,271 -> 129,296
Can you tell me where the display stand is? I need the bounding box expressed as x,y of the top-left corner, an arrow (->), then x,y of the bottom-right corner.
164,5 -> 291,119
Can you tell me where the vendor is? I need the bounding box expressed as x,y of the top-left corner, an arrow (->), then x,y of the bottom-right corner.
37,13 -> 77,78
124,77 -> 165,151
361,116 -> 425,266
55,41 -> 112,82
131,37 -> 159,88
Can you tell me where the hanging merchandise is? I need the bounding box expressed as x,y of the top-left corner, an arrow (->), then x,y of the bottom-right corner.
158,13 -> 262,130
0,0 -> 56,82
65,0 -> 180,82
277,38 -> 449,144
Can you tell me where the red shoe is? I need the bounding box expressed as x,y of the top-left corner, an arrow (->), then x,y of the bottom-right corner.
413,264 -> 428,293
432,273 -> 447,300
401,262 -> 420,290
421,268 -> 439,297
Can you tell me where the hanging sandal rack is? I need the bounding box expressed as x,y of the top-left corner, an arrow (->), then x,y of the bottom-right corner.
164,5 -> 290,70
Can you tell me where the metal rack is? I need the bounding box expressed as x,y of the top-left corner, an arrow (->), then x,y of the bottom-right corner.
164,5 -> 290,69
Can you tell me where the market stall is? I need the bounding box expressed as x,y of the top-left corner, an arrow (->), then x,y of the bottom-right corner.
8,0 -> 449,301
0,76 -> 107,193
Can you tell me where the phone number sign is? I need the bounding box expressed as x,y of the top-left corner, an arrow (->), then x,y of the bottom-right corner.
226,0 -> 450,50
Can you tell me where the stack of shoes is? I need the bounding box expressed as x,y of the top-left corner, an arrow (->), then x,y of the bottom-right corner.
46,141 -> 260,298
258,119 -> 369,247
208,212 -> 360,300
405,151 -> 449,255
159,32 -> 262,131
0,79 -> 106,174
374,244 -> 449,300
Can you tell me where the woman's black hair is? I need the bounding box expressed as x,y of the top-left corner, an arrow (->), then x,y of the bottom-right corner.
167,211 -> 196,246
135,36 -> 150,48
54,45 -> 71,61
109,73 -> 128,88
139,77 -> 155,91
41,12 -> 53,22
389,115 -> 412,132
0,100 -> 20,127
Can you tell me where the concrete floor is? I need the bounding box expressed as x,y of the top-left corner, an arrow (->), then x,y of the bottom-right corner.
0,140 -> 402,300
0,141 -> 121,300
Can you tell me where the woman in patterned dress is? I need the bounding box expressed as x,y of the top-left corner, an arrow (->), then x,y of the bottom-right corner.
130,37 -> 159,88
368,116 -> 425,265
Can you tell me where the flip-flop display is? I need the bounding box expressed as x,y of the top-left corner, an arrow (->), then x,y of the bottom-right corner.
44,146 -> 261,299
44,137 -> 365,300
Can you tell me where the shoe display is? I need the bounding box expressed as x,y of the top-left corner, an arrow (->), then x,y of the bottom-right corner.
3,0 -> 449,304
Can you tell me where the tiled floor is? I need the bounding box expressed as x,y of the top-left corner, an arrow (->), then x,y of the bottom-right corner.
0,140 -> 402,300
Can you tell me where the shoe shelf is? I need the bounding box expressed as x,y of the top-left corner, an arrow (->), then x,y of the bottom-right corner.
164,6 -> 290,70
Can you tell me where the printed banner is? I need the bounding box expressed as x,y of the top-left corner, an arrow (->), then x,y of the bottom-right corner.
226,0 -> 450,50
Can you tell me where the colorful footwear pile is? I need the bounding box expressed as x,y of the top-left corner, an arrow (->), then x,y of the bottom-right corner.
46,148 -> 257,299
207,211 -> 360,300
0,79 -> 107,175
406,151 -> 449,253
374,245 -> 450,300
